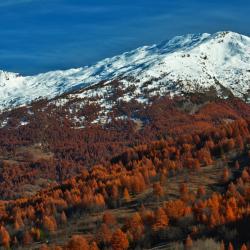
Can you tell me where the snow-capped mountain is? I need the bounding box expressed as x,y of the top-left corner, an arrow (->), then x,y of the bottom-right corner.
0,31 -> 250,110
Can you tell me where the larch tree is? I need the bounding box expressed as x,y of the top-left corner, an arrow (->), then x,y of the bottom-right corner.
12,236 -> 18,247
89,241 -> 100,250
43,215 -> 57,233
220,240 -> 225,250
240,244 -> 247,250
111,185 -> 119,200
180,183 -> 189,201
185,235 -> 193,249
225,205 -> 236,222
22,230 -> 33,246
222,168 -> 230,183
152,207 -> 169,232
234,160 -> 240,170
111,229 -> 129,250
98,223 -> 112,246
66,235 -> 89,250
0,226 -> 10,248
228,242 -> 234,250
126,212 -> 144,241
153,182 -> 164,200
103,212 -> 116,226
61,211 -> 67,224
123,188 -> 131,203
242,168 -> 250,182
197,186 -> 206,197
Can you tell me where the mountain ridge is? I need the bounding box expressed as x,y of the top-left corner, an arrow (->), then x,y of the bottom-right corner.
0,31 -> 250,110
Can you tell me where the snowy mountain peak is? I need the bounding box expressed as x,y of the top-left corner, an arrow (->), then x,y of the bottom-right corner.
0,70 -> 20,85
0,31 -> 250,110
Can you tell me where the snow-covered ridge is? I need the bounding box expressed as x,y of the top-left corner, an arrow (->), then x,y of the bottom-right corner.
0,31 -> 250,110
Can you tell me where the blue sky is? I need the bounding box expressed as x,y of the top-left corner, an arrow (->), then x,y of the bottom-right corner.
0,0 -> 249,75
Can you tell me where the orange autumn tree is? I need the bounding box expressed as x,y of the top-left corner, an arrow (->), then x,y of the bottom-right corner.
179,183 -> 189,201
123,188 -> 131,203
89,241 -> 99,250
0,226 -> 10,248
14,213 -> 24,231
126,212 -> 144,241
225,204 -> 236,222
185,235 -> 193,249
153,182 -> 164,200
111,185 -> 119,200
12,236 -> 18,247
164,199 -> 186,220
31,227 -> 41,241
240,244 -> 247,250
103,212 -> 116,226
97,223 -> 112,246
234,160 -> 240,170
22,230 -> 33,246
220,241 -> 225,250
222,168 -> 230,183
241,168 -> 250,182
61,211 -> 67,224
152,207 -> 169,232
111,229 -> 129,250
197,186 -> 206,198
43,215 -> 57,233
66,235 -> 89,250
228,242 -> 234,250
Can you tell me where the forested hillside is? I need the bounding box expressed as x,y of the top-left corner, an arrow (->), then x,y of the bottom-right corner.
0,92 -> 250,249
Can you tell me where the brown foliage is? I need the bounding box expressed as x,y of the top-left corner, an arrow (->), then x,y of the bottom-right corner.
123,188 -> 131,202
66,235 -> 89,250
185,235 -> 193,249
241,244 -> 247,250
60,211 -> 67,224
228,242 -> 234,250
97,223 -> 112,245
152,208 -> 169,232
103,212 -> 116,226
22,230 -> 33,246
111,229 -> 129,250
43,215 -> 57,233
0,226 -> 10,248
153,182 -> 164,199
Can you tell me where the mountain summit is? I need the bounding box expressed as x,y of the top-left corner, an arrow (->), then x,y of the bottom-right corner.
0,31 -> 250,110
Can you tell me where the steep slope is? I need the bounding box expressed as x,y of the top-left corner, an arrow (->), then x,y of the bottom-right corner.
0,31 -> 250,110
